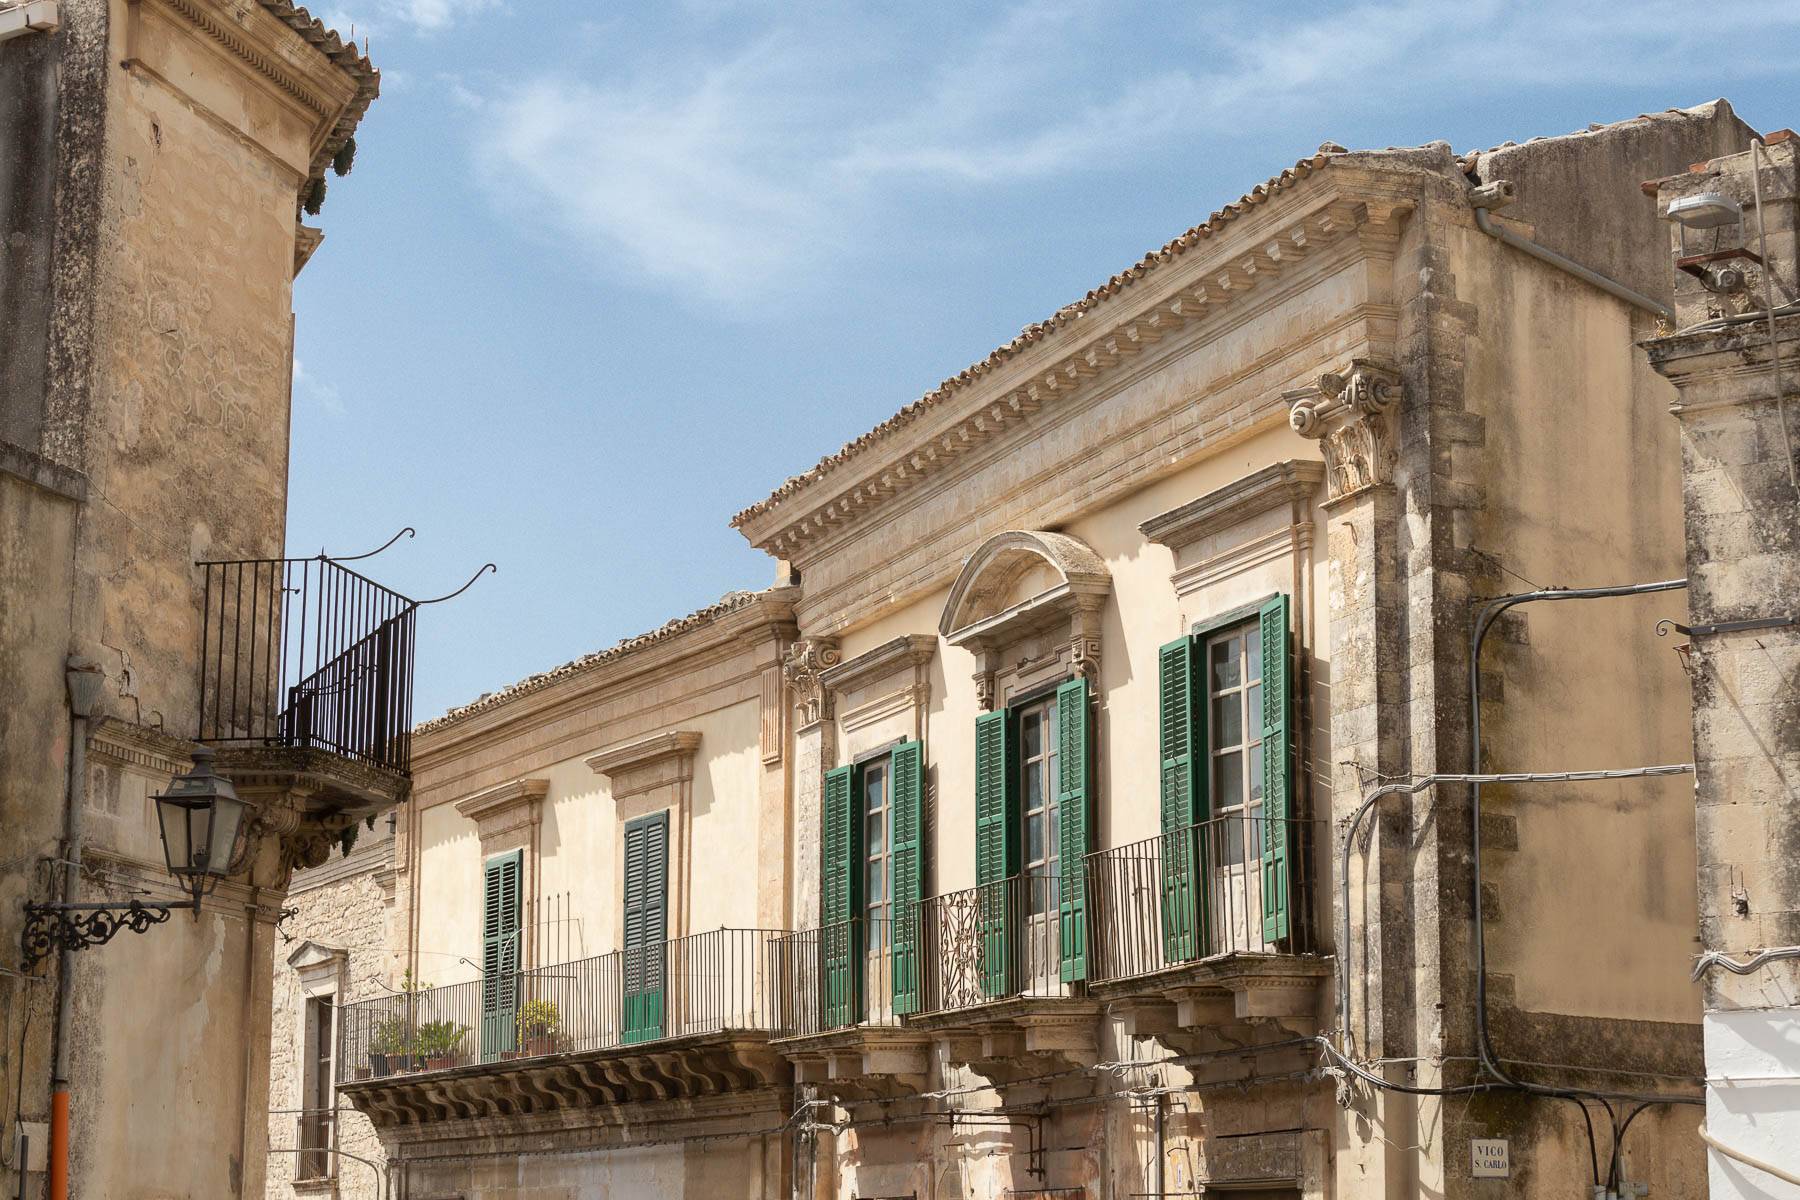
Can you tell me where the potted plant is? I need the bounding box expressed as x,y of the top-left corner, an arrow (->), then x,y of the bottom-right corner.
515,998 -> 562,1058
369,1015 -> 409,1077
417,1019 -> 468,1071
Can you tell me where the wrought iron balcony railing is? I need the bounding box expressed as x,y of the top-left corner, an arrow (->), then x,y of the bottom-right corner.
916,872 -> 1074,1015
1084,813 -> 1321,984
197,554 -> 417,774
336,928 -> 786,1080
772,918 -> 906,1038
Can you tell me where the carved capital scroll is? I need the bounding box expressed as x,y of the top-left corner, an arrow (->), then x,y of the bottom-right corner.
1285,360 -> 1402,503
784,638 -> 842,726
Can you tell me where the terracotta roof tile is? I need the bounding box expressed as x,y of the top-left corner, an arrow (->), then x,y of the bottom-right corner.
258,0 -> 379,192
729,150 -> 1336,529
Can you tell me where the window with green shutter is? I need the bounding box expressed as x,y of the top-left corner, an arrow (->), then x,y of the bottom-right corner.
973,708 -> 1016,997
1258,594 -> 1293,944
1158,637 -> 1208,963
1055,678 -> 1091,983
1162,594 -> 1296,959
888,741 -> 924,1015
480,850 -> 522,1061
621,811 -> 668,1044
819,764 -> 861,1027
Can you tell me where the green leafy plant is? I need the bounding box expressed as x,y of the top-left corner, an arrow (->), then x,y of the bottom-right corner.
370,1015 -> 409,1056
415,1020 -> 468,1059
515,998 -> 562,1041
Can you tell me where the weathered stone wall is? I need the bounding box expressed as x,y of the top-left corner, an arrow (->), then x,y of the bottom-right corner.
266,834 -> 395,1200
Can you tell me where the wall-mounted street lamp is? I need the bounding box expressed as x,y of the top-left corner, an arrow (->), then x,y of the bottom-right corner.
20,746 -> 247,969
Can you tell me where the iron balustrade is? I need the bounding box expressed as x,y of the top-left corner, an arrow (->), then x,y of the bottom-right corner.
295,1111 -> 334,1182
772,918 -> 904,1038
196,555 -> 417,774
916,873 -> 1072,1015
1084,813 -> 1320,984
337,928 -> 787,1079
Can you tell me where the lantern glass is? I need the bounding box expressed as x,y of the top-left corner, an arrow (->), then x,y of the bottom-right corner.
204,794 -> 247,875
156,795 -> 197,877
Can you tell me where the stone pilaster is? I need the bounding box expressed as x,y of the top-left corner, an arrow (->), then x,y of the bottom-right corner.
785,639 -> 840,929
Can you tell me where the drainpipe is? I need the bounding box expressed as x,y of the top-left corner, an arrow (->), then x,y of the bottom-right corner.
1153,1092 -> 1166,1199
50,657 -> 105,1200
1468,180 -> 1674,324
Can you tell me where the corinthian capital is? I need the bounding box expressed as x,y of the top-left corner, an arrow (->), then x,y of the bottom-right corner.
1286,360 -> 1402,502
783,638 -> 842,726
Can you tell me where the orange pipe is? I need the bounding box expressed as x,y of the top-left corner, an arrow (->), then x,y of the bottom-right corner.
49,1087 -> 68,1200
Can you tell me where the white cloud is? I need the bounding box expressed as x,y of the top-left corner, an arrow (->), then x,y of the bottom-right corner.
314,0 -> 498,39
292,358 -> 346,418
466,0 -> 1800,309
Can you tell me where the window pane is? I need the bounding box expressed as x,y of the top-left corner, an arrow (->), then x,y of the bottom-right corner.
1027,813 -> 1044,863
1250,742 -> 1264,802
1021,711 -> 1042,759
1210,638 -> 1240,689
867,860 -> 885,903
1246,684 -> 1262,729
865,809 -> 884,855
1025,762 -> 1044,809
1246,632 -> 1261,684
1214,751 -> 1244,811
1213,694 -> 1242,748
1225,816 -> 1246,864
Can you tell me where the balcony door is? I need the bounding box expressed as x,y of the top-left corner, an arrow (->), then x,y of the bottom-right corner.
1017,697 -> 1062,994
1205,622 -> 1265,954
621,811 -> 669,1044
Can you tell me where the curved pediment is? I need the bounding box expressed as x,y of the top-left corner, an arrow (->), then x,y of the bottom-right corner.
939,530 -> 1111,644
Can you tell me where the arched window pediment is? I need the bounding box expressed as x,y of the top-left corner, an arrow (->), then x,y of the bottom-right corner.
939,530 -> 1112,650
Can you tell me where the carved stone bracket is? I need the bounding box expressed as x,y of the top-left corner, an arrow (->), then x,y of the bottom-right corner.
784,638 -> 842,726
1285,360 -> 1402,503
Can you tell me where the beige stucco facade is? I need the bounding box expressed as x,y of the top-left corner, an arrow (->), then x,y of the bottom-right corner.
2,2 -> 383,1197
294,101 -> 1764,1200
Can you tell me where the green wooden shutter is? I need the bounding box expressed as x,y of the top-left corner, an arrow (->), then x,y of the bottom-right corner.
621,811 -> 669,1043
889,742 -> 924,1015
819,765 -> 862,1027
1159,637 -> 1211,963
1056,678 -> 1092,983
974,709 -> 1017,998
1259,594 -> 1293,945
480,850 -> 521,1061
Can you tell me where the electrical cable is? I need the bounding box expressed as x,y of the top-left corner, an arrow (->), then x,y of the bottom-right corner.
1698,1123 -> 1800,1187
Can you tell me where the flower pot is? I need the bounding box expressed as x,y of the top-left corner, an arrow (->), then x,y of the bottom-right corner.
355,1067 -> 372,1081
369,1053 -> 391,1077
524,1036 -> 556,1058
426,1055 -> 455,1071
499,1050 -> 520,1062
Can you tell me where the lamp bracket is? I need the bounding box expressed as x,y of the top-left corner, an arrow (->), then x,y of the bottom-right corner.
20,899 -> 198,970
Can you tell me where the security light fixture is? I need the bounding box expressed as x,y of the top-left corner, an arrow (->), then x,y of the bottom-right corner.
1666,192 -> 1742,229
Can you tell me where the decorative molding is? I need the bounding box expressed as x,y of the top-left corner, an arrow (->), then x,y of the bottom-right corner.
941,530 -> 1112,693
820,634 -> 936,695
739,194 -> 1381,557
287,938 -> 346,985
1284,360 -> 1402,503
783,639 -> 842,726
453,777 -> 549,841
1141,459 -> 1325,549
584,732 -> 701,799
294,224 -> 324,276
86,718 -> 195,777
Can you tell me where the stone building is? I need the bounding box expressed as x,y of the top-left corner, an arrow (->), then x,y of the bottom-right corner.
1,2 -> 396,1197
304,101 -> 1761,1198
1642,133 -> 1800,1199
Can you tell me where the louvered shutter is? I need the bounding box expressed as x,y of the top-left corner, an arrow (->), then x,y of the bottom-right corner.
1259,594 -> 1293,944
1158,636 -> 1211,962
889,742 -> 924,1015
480,850 -> 521,1061
819,765 -> 861,1027
621,811 -> 668,1043
974,709 -> 1017,998
1056,678 -> 1091,983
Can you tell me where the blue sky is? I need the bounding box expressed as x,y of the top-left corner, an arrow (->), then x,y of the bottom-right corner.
284,0 -> 1800,722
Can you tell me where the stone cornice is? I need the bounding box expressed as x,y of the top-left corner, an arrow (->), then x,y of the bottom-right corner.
586,731 -> 702,798
738,185 -> 1408,559
1642,315 -> 1800,415
1140,459 -> 1326,548
819,635 -> 937,695
412,590 -> 797,768
453,777 -> 549,833
86,718 -> 195,777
